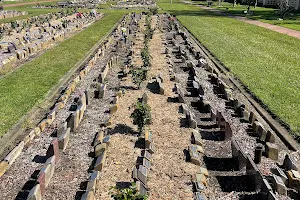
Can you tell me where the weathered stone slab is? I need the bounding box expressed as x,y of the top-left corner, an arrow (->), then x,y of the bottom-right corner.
200,167 -> 209,177
196,173 -> 207,186
28,129 -> 36,141
116,90 -> 122,98
102,135 -> 110,146
94,151 -> 106,171
147,142 -> 155,154
81,190 -> 95,200
110,104 -> 118,114
194,181 -> 205,192
5,141 -> 24,166
0,161 -> 9,177
103,117 -> 112,127
37,170 -> 46,196
257,123 -> 266,139
144,129 -> 153,149
94,143 -> 107,157
58,127 -> 70,151
261,178 -> 272,193
99,84 -> 106,99
57,122 -> 67,137
47,109 -> 56,124
89,171 -> 100,182
143,158 -> 151,169
142,150 -> 152,161
224,121 -> 232,140
266,130 -> 276,143
224,88 -> 233,100
78,103 -> 86,123
70,110 -> 80,131
249,112 -> 257,125
273,165 -> 288,184
27,184 -> 42,200
265,142 -> 279,161
142,92 -> 148,104
39,119 -> 47,132
272,174 -> 287,195
137,165 -> 148,186
156,77 -> 164,95
136,181 -> 148,196
191,129 -> 203,146
24,134 -> 31,145
86,179 -> 97,193
46,138 -> 59,163
85,88 -> 91,105
40,156 -> 56,188
194,192 -> 207,200
186,111 -> 197,129
188,145 -> 201,165
177,86 -> 185,103
93,130 -> 104,146
80,93 -> 87,107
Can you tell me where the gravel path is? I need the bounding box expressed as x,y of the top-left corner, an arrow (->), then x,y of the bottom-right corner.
146,15 -> 197,200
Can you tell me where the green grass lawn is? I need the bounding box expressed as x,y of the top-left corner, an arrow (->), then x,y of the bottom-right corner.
159,0 -> 300,135
0,13 -> 123,136
186,0 -> 300,31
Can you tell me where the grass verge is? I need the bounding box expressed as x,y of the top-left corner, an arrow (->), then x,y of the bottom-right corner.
186,0 -> 300,31
0,13 -> 123,136
158,0 -> 300,135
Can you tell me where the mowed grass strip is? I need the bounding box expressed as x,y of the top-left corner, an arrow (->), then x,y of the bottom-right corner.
0,13 -> 123,136
159,0 -> 300,134
181,0 -> 300,31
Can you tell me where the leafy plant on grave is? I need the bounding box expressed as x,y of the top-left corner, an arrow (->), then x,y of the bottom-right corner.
62,20 -> 69,28
10,21 -> 18,30
144,15 -> 153,41
130,67 -> 148,89
141,46 -> 150,68
150,7 -> 158,15
110,182 -> 148,200
130,101 -> 151,135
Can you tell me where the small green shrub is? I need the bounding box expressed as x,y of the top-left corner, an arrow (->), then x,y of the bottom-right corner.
150,7 -> 158,15
131,101 -> 151,134
130,68 -> 148,89
110,182 -> 148,200
10,21 -> 18,29
141,46 -> 150,68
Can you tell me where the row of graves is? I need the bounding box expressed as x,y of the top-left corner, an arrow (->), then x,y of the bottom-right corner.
32,0 -> 105,9
0,13 -> 130,200
57,0 -> 103,9
159,13 -> 300,200
111,0 -> 156,9
0,11 -> 102,75
0,10 -> 27,19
